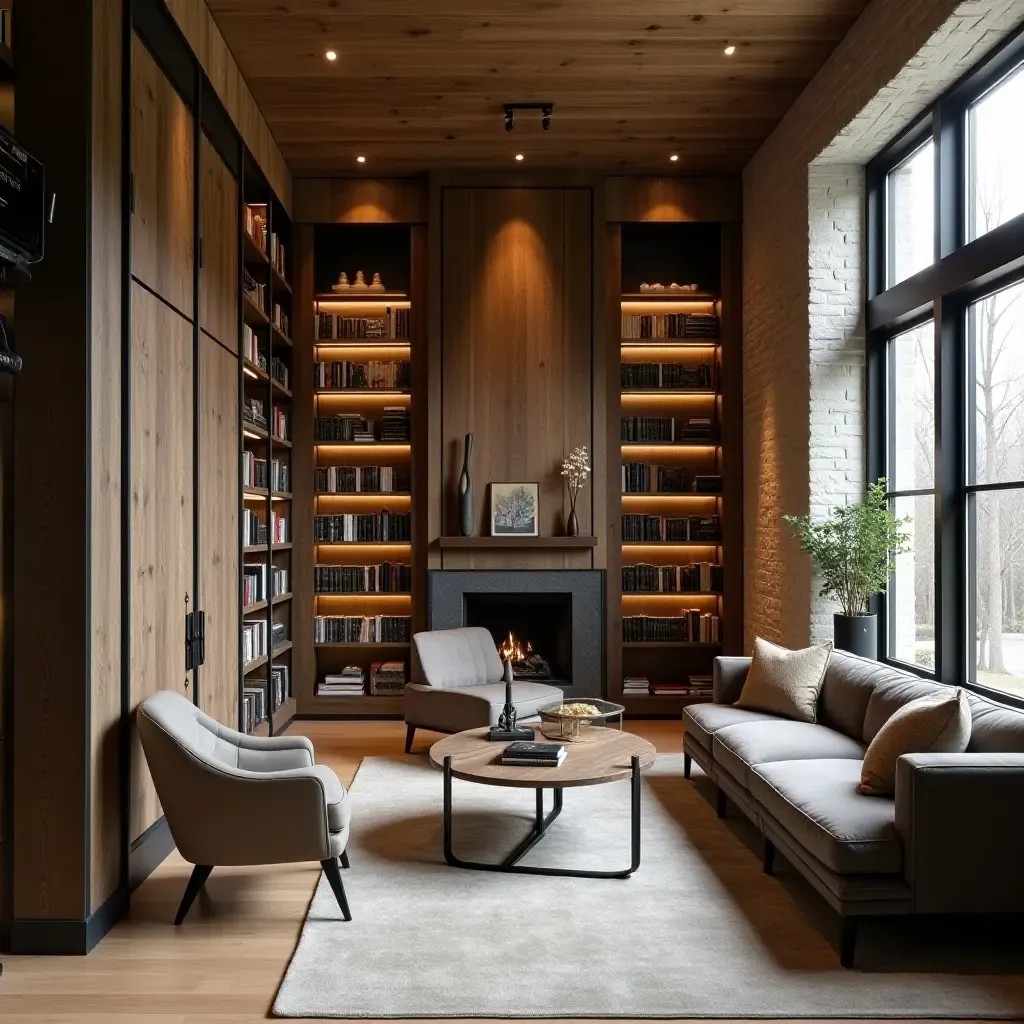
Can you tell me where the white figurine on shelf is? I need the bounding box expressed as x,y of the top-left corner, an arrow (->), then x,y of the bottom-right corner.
352,270 -> 368,290
639,282 -> 650,293
651,282 -> 665,292
331,271 -> 350,293
669,282 -> 681,291
369,272 -> 385,292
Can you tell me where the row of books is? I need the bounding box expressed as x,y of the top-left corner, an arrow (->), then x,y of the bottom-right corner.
272,303 -> 290,339
242,509 -> 289,546
622,463 -> 691,493
317,309 -> 411,340
314,410 -> 410,443
315,465 -> 410,494
314,562 -> 412,594
622,675 -> 714,697
621,313 -> 719,339
622,562 -> 724,593
243,665 -> 292,733
244,396 -> 267,430
243,325 -> 265,370
314,615 -> 411,644
270,231 -> 287,281
622,612 -> 721,643
271,356 -> 290,391
621,416 -> 715,442
243,563 -> 289,606
314,510 -> 411,543
244,268 -> 266,312
621,362 -> 713,390
315,359 -> 411,391
316,661 -> 406,697
243,454 -> 289,491
621,514 -> 721,542
243,618 -> 269,664
271,406 -> 289,441
245,206 -> 267,254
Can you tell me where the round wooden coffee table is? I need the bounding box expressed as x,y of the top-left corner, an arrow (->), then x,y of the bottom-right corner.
429,726 -> 656,879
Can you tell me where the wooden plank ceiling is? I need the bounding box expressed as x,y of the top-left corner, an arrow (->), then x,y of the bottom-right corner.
206,0 -> 870,174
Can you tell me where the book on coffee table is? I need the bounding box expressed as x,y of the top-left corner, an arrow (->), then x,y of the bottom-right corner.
501,741 -> 566,767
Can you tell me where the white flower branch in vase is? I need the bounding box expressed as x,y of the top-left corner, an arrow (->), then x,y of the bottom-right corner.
560,445 -> 590,537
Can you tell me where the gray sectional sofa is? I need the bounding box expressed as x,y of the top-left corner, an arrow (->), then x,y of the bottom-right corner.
682,650 -> 1024,967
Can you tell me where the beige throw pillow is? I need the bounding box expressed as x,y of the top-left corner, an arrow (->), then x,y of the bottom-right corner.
734,637 -> 832,724
859,688 -> 972,796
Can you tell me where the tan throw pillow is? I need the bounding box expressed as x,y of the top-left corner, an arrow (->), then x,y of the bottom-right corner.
734,637 -> 832,724
859,688 -> 972,796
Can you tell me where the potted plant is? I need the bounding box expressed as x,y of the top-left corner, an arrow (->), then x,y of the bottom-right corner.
782,480 -> 911,659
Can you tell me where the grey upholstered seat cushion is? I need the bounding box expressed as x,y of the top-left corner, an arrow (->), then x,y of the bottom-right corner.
412,627 -> 503,689
966,693 -> 1024,752
682,703 -> 777,751
749,758 -> 902,874
404,681 -> 561,732
713,720 -> 865,788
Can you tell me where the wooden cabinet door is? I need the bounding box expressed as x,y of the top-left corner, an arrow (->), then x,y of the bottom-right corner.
129,282 -> 194,844
199,134 -> 239,352
198,332 -> 240,728
131,31 -> 194,317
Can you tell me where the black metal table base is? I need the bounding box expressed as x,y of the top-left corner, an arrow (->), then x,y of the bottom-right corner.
442,754 -> 642,879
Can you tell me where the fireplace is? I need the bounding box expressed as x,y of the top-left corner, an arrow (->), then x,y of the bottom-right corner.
427,570 -> 604,699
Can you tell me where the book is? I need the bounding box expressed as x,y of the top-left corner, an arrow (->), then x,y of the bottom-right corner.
503,741 -> 565,760
501,754 -> 567,767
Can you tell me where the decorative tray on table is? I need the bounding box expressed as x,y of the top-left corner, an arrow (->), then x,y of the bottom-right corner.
537,699 -> 626,742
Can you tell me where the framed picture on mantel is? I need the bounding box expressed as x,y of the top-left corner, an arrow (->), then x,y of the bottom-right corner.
489,482 -> 539,537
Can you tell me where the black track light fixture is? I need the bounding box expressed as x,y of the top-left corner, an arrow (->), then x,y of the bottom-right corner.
503,102 -> 555,132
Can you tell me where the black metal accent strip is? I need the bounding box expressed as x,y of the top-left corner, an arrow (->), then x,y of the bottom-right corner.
966,480 -> 1024,493
11,886 -> 129,955
128,815 -> 175,890
192,60 -> 202,708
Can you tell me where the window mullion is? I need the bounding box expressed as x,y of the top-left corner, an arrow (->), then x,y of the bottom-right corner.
935,96 -> 965,261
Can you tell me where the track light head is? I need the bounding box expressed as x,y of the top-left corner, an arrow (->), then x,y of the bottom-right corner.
542,105 -> 553,130
503,102 -> 554,133
504,107 -> 515,132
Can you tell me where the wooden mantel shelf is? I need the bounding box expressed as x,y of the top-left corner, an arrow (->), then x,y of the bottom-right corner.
437,535 -> 598,549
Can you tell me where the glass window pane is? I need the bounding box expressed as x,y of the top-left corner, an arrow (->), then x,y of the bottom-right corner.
888,494 -> 936,670
971,488 -> 1024,697
890,321 -> 935,490
970,281 -> 1024,486
887,140 -> 934,286
969,62 -> 1024,242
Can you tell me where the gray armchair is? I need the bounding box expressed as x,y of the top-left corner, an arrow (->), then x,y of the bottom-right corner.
137,689 -> 353,924
403,626 -> 562,752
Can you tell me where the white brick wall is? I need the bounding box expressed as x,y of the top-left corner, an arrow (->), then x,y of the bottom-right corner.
742,0 -> 1024,651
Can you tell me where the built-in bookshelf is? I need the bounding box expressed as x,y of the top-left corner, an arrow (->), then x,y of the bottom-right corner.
240,163 -> 294,735
613,222 -> 729,715
310,225 -> 414,716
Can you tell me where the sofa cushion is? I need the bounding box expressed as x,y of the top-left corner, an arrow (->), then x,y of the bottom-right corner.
713,720 -> 865,789
967,693 -> 1024,753
819,651 -> 914,741
862,675 -> 946,743
860,688 -> 972,796
750,759 -> 902,874
682,703 -> 778,751
411,627 -> 503,689
404,681 -> 561,732
735,637 -> 832,723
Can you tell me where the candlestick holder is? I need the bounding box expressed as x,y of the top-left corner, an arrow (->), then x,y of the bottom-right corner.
488,661 -> 535,742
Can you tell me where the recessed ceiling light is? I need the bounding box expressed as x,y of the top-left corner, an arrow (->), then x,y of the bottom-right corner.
325,49 -> 338,61
356,155 -> 366,164
669,154 -> 679,162
724,43 -> 736,56
515,153 -> 524,161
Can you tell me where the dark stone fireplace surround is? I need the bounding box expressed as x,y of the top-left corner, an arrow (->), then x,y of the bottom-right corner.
427,570 -> 605,700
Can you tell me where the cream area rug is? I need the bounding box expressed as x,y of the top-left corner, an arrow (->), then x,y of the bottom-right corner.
274,754 -> 1024,1018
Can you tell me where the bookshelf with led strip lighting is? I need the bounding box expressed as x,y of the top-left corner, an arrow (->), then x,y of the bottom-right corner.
610,220 -> 743,716
240,157 -> 294,736
304,223 -> 421,716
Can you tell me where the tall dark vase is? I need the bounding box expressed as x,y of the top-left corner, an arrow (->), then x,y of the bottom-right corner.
566,506 -> 579,537
833,613 -> 877,659
458,432 -> 474,536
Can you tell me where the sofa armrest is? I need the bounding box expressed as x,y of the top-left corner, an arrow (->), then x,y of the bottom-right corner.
895,752 -> 1024,913
713,657 -> 751,705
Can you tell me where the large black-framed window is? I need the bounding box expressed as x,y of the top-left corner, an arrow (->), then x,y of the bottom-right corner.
867,24 -> 1024,704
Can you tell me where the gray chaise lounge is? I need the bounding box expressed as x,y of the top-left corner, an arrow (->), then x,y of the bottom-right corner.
683,650 -> 1024,966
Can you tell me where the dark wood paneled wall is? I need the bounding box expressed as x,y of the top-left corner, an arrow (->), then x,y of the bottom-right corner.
436,186 -> 595,570
294,178 -> 428,225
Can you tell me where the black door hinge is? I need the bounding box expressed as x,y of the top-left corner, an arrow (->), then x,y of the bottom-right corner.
185,609 -> 206,670
198,237 -> 204,270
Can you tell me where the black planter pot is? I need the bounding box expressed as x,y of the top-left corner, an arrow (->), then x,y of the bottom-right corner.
833,613 -> 877,659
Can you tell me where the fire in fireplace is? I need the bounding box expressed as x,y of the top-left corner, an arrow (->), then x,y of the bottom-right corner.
496,631 -> 554,680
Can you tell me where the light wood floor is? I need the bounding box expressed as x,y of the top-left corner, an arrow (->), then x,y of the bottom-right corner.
0,720 -> 975,1023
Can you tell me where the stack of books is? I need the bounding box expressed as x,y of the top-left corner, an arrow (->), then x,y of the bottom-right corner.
501,741 -> 566,767
623,676 -> 650,695
317,667 -> 366,697
371,661 -> 407,695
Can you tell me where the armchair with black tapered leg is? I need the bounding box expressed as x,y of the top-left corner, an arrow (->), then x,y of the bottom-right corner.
138,690 -> 353,924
